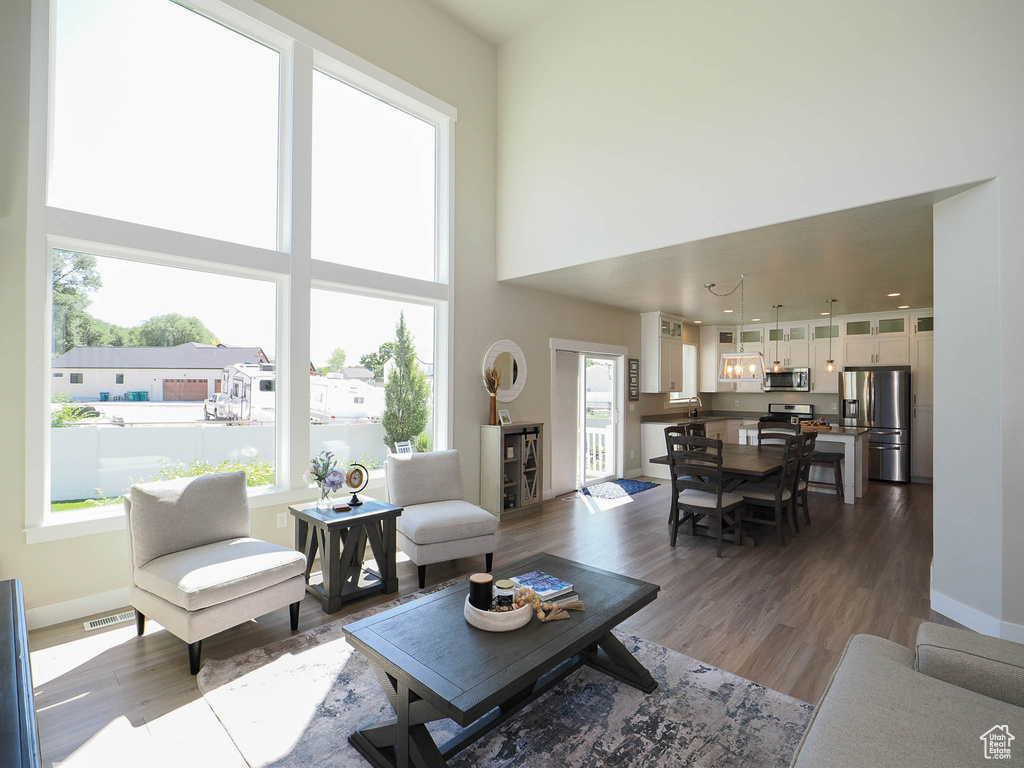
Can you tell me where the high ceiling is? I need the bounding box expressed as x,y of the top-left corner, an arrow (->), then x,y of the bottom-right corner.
504,188 -> 975,325
423,0 -> 563,45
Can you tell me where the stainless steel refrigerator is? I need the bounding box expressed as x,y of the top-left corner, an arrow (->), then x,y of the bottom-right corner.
840,366 -> 912,482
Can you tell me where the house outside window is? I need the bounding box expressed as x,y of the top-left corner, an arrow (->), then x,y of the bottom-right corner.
29,0 -> 454,533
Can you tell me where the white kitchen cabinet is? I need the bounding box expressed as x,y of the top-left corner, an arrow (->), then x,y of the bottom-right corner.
767,322 -> 808,344
811,321 -> 840,342
641,311 -> 685,393
911,311 -> 934,336
641,422 -> 672,479
726,419 -> 742,444
844,335 -> 910,365
810,340 -> 842,393
912,405 -> 933,479
911,335 -> 933,406
699,326 -> 736,393
768,340 -> 810,368
703,419 -> 728,443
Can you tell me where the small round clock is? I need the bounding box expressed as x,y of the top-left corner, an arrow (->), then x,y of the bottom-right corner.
345,463 -> 368,506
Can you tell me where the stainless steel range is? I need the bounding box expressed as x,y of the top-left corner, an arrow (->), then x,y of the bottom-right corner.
759,403 -> 815,425
840,366 -> 912,483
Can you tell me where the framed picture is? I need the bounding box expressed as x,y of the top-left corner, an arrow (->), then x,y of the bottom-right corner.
628,358 -> 640,401
498,409 -> 512,425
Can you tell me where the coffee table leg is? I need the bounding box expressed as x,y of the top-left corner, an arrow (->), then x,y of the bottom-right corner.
585,632 -> 658,694
350,667 -> 448,768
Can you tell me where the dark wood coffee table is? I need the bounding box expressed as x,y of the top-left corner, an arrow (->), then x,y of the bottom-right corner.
289,499 -> 402,614
343,552 -> 659,768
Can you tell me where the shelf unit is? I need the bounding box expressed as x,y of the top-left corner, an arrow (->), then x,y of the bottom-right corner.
480,422 -> 544,521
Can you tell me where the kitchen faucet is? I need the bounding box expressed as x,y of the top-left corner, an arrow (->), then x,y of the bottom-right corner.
684,396 -> 703,418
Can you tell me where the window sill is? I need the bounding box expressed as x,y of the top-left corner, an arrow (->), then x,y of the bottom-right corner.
25,472 -> 388,544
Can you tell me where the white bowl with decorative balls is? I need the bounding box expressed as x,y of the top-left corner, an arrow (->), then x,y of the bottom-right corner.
463,596 -> 533,632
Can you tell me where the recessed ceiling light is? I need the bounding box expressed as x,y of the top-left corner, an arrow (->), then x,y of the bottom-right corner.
693,320 -> 702,324
887,292 -> 901,297
898,305 -> 909,309
723,309 -> 734,313
820,312 -> 830,316
752,318 -> 761,322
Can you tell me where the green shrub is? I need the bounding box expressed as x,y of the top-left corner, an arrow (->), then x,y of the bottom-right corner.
151,457 -> 276,487
51,392 -> 87,428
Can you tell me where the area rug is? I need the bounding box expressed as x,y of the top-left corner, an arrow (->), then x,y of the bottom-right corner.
198,581 -> 812,767
580,478 -> 660,499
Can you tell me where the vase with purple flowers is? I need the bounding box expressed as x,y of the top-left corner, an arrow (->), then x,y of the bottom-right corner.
306,451 -> 346,510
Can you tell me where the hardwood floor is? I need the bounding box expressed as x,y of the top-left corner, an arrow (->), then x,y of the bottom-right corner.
29,479 -> 950,766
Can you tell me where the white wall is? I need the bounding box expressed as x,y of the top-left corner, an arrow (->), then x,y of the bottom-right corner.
496,0 -> 1024,635
52,368 -> 220,401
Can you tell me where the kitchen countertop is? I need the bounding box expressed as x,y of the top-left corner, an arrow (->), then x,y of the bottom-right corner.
640,411 -> 766,424
735,423 -> 870,438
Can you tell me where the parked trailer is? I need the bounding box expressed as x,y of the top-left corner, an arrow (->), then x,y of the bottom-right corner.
309,374 -> 376,423
221,364 -> 276,422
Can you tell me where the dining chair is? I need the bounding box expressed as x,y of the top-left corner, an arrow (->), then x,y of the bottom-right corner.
665,430 -> 743,557
810,449 -> 845,500
757,420 -> 800,446
684,422 -> 707,438
794,432 -> 817,527
738,433 -> 801,547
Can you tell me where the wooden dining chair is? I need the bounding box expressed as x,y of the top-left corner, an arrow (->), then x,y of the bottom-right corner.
794,432 -> 817,527
738,433 -> 801,547
684,422 -> 707,438
665,430 -> 744,557
757,420 -> 800,446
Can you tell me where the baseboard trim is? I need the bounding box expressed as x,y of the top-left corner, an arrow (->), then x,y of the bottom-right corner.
929,589 -> 1024,641
26,587 -> 131,631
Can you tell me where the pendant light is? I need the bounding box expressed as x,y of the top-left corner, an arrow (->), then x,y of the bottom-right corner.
822,298 -> 838,374
771,305 -> 783,373
707,275 -> 766,383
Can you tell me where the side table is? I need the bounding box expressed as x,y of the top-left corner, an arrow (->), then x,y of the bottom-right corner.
288,499 -> 402,614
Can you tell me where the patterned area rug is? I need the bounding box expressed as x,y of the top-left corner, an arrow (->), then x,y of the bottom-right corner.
580,479 -> 660,499
198,581 -> 812,768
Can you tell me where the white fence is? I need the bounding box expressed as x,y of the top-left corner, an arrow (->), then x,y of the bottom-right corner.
585,426 -> 611,479
50,422 -> 388,501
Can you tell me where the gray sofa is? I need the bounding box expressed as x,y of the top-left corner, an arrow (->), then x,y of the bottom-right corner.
385,450 -> 497,588
791,622 -> 1024,766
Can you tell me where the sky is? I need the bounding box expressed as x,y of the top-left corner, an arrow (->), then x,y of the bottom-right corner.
53,0 -> 438,368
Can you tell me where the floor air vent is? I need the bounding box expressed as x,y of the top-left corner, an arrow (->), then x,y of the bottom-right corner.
84,610 -> 136,631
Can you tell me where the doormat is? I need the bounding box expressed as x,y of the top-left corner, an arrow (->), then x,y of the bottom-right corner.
580,478 -> 659,499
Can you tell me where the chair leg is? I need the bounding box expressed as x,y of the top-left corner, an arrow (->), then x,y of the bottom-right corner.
786,497 -> 798,535
801,490 -> 811,525
289,601 -> 300,631
485,553 -> 493,572
833,459 -> 844,500
775,501 -> 786,547
418,564 -> 426,590
135,610 -> 145,637
716,508 -> 724,558
188,640 -> 202,675
670,503 -> 680,547
735,507 -> 743,547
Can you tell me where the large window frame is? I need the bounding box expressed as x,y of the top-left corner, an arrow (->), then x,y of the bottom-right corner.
25,0 -> 456,542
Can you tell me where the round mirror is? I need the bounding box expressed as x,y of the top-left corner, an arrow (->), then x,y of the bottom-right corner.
482,340 -> 527,402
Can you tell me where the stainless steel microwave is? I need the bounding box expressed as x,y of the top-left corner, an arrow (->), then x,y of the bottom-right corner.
764,368 -> 810,392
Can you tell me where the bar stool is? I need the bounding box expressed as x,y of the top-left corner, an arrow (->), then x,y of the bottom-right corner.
810,450 -> 844,500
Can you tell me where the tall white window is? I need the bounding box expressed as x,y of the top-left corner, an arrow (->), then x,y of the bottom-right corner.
29,0 -> 455,534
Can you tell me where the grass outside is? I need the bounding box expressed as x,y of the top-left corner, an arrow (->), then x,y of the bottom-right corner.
51,497 -> 122,513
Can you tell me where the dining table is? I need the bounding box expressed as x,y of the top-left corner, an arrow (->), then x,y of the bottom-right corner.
650,443 -> 785,547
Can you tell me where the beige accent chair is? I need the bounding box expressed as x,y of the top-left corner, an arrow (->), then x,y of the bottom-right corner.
385,450 -> 497,589
791,622 -> 1024,767
125,471 -> 306,674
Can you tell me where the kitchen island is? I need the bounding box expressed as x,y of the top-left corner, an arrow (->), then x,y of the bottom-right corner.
737,424 -> 869,505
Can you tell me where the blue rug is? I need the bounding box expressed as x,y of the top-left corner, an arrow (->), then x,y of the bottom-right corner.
580,478 -> 660,499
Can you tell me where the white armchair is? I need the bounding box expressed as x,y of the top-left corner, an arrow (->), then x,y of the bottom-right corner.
125,471 -> 306,674
385,450 -> 498,588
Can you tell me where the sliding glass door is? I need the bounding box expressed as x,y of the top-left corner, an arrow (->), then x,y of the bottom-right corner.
581,355 -> 618,485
